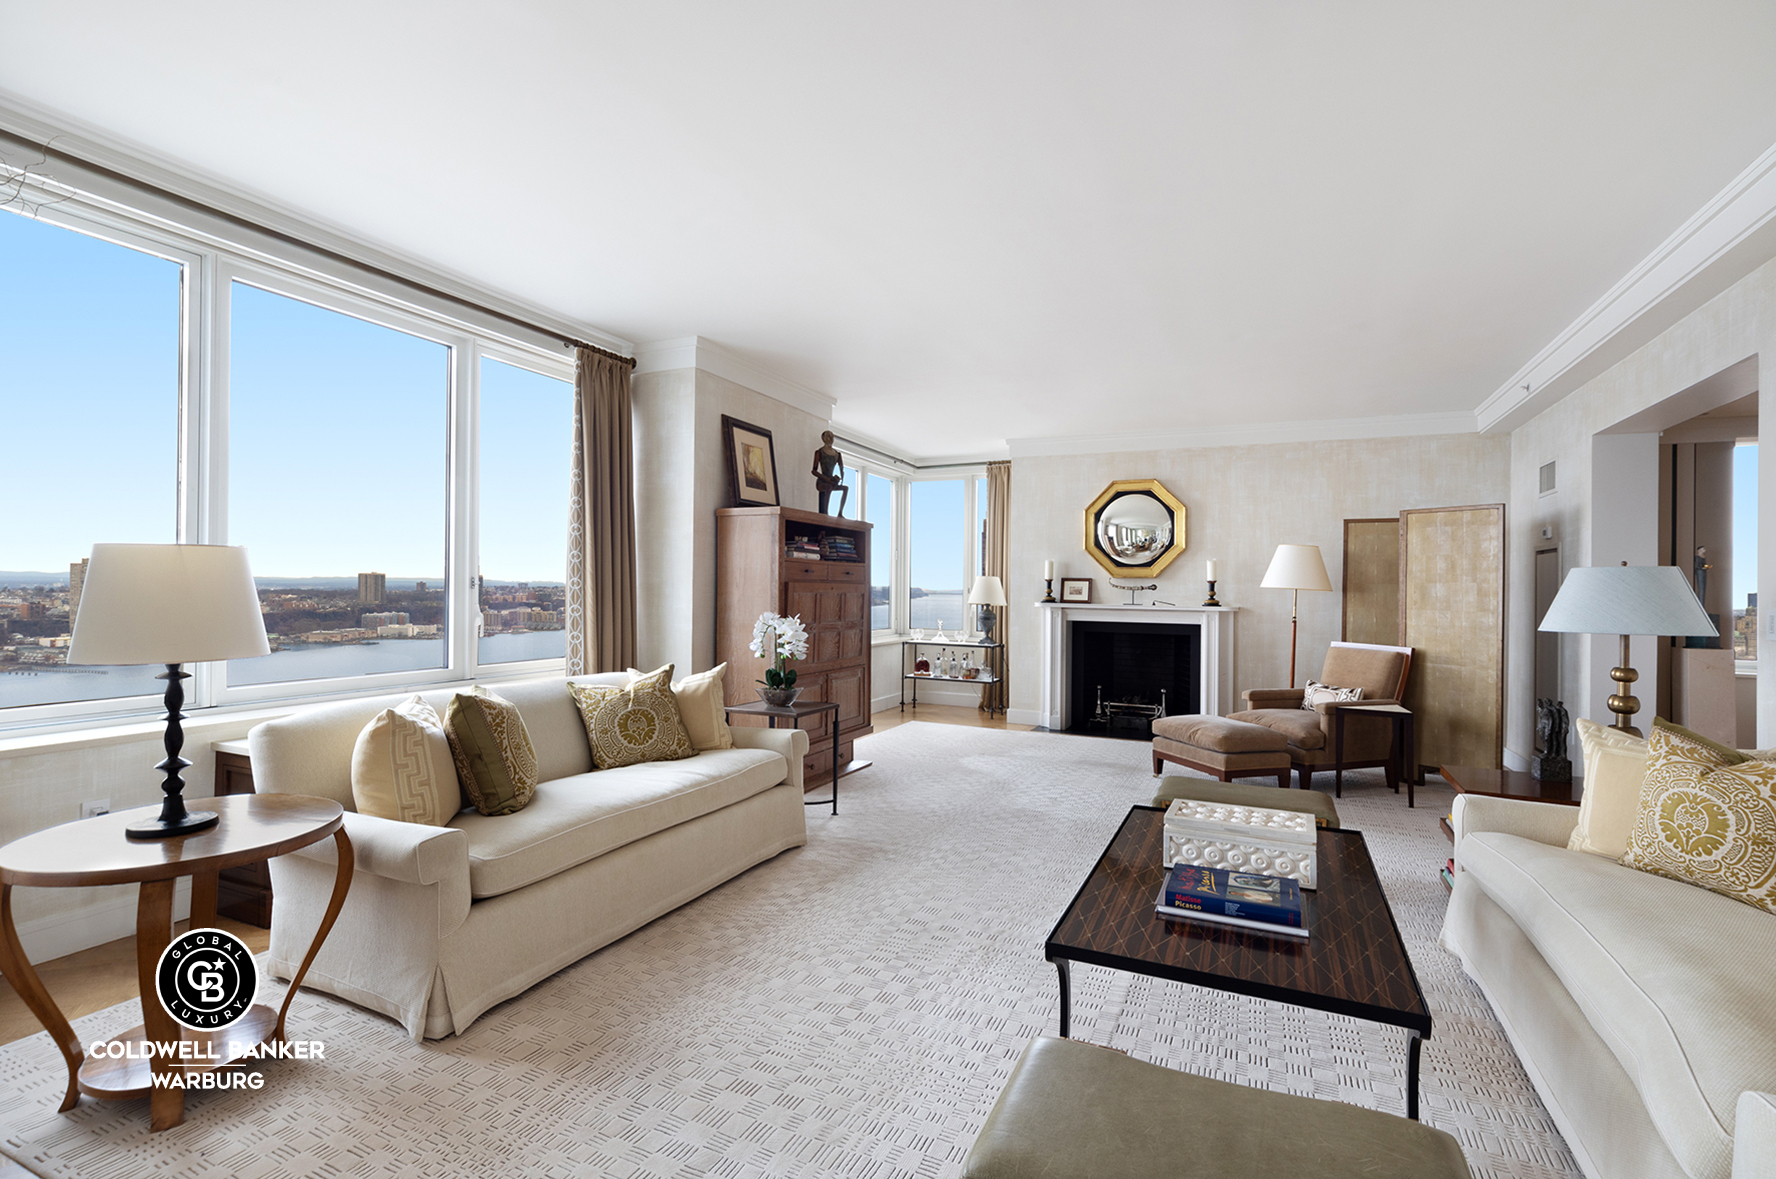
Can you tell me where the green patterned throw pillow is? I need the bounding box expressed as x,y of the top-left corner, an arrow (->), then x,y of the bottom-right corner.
444,687 -> 539,816
568,665 -> 697,770
1620,717 -> 1776,915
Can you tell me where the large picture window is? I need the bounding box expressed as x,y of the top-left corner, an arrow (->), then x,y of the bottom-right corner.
0,210 -> 182,710
478,357 -> 572,665
0,188 -> 577,729
226,282 -> 451,686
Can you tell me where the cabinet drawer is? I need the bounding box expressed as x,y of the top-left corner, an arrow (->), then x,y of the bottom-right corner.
784,561 -> 864,583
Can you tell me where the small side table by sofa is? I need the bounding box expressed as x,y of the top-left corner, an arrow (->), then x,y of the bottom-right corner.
725,698 -> 850,815
0,794 -> 353,1132
1333,702 -> 1416,807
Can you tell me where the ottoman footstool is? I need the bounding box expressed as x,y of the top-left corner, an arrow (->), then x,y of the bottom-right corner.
1150,714 -> 1291,790
962,1036 -> 1470,1179
1152,774 -> 1340,829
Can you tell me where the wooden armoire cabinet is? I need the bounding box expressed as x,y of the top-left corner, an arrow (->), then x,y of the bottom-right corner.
716,507 -> 873,784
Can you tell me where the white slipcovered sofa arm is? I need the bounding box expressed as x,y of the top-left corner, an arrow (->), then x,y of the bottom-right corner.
1735,1092 -> 1776,1179
730,727 -> 810,792
1452,794 -> 1579,853
291,811 -> 467,887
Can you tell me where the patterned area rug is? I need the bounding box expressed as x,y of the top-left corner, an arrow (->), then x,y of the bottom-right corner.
0,723 -> 1579,1178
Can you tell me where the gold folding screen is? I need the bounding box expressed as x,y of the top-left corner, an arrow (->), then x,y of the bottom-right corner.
1341,518 -> 1401,646
1400,505 -> 1506,771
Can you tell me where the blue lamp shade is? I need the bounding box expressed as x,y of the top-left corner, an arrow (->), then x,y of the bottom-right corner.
1537,565 -> 1716,638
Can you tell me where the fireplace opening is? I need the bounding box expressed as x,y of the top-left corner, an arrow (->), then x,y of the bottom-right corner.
1066,620 -> 1200,740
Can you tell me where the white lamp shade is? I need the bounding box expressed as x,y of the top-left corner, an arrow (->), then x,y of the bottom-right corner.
967,575 -> 1008,607
1260,544 -> 1332,592
69,544 -> 271,666
1538,564 -> 1717,637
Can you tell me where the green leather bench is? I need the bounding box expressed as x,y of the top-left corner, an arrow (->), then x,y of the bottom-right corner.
1152,774 -> 1341,829
962,1037 -> 1469,1179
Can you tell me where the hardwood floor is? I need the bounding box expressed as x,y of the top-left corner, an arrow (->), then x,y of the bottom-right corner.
870,702 -> 1034,734
0,706 -> 1016,1056
0,916 -> 270,1047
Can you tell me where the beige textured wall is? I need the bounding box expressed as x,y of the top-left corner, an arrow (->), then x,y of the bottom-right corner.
1006,433 -> 1511,721
1507,255 -> 1776,755
634,366 -> 828,675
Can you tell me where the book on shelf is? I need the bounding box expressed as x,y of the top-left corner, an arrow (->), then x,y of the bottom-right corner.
1155,863 -> 1306,936
1439,866 -> 1455,889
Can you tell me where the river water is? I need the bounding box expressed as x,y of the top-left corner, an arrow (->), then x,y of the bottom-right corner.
0,632 -> 565,711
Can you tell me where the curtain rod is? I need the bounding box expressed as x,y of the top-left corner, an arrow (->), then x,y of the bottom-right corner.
563,338 -> 637,369
833,434 -> 998,473
3,131 -> 632,363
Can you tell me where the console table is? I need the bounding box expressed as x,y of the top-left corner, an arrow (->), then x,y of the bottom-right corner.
898,637 -> 1004,716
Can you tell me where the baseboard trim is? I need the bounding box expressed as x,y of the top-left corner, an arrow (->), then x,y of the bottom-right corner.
1006,709 -> 1043,727
17,879 -> 193,963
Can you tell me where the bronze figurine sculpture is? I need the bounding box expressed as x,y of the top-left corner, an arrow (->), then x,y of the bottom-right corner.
812,430 -> 849,517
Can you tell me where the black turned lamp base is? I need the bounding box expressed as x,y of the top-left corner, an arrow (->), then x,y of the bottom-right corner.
126,810 -> 219,840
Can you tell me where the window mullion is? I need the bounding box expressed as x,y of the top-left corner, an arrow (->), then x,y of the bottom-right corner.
450,337 -> 477,683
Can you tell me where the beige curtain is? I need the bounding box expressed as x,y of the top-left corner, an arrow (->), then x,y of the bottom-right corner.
981,460 -> 1011,714
565,347 -> 638,674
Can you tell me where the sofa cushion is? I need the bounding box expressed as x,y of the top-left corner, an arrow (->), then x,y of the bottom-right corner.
1461,831 -> 1776,1179
350,695 -> 461,826
446,688 -> 539,816
1569,718 -> 1650,859
631,664 -> 735,752
1228,708 -> 1326,750
451,746 -> 787,898
1622,718 -> 1776,916
569,667 -> 698,769
1150,714 -> 1288,753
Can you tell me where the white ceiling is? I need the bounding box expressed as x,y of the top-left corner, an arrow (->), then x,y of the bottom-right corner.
4,2 -> 1776,459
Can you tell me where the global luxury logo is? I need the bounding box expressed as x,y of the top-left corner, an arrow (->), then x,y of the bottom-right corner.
155,927 -> 257,1030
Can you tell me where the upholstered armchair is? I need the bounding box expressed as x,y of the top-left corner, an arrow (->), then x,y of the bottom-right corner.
1229,641 -> 1413,791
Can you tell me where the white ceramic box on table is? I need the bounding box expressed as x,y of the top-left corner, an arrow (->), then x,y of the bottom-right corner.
1161,798 -> 1318,889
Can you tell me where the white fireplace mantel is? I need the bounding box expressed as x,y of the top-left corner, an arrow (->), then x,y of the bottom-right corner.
1032,603 -> 1238,731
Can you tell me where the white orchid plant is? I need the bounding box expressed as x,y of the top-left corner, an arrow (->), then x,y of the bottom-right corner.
749,612 -> 810,691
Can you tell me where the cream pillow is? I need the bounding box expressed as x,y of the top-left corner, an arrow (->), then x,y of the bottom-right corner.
350,695 -> 460,826
1621,717 -> 1776,915
1568,718 -> 1650,859
628,663 -> 734,752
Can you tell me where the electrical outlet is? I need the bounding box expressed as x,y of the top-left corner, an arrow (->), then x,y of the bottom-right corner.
79,799 -> 110,819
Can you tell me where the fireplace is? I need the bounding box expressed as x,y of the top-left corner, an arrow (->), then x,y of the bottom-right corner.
1066,620 -> 1200,739
1023,602 -> 1236,732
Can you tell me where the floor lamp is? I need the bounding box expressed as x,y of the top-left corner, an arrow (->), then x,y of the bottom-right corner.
68,544 -> 271,839
1261,544 -> 1333,688
1537,562 -> 1716,736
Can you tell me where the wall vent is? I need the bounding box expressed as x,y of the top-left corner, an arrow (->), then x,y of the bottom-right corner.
1538,461 -> 1556,494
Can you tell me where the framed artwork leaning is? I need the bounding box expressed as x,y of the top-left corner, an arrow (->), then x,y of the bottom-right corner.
721,415 -> 780,507
1060,578 -> 1093,603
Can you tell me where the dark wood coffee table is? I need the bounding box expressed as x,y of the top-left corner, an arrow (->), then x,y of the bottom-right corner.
1045,805 -> 1433,1119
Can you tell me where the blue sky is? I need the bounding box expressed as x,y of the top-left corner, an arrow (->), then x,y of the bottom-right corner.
1735,442 -> 1758,608
3,209 -> 571,583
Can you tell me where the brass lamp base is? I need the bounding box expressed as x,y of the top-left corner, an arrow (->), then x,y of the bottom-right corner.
1609,634 -> 1643,737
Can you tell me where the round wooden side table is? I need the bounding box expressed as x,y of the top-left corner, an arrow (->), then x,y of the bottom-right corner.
0,793 -> 354,1132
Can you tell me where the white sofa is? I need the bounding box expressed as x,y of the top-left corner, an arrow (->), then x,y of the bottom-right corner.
1441,794 -> 1776,1179
248,674 -> 809,1040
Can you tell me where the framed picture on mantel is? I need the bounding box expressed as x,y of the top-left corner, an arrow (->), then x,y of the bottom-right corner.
1059,577 -> 1093,603
721,415 -> 780,507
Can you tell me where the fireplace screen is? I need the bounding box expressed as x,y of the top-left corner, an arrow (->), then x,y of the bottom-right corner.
1067,620 -> 1200,739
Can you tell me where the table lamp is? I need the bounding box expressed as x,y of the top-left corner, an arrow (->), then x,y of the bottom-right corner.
68,544 -> 271,839
1537,562 -> 1716,736
968,575 -> 1008,643
1261,544 -> 1332,688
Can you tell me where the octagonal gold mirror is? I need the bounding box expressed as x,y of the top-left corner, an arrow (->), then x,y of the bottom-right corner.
1083,479 -> 1186,576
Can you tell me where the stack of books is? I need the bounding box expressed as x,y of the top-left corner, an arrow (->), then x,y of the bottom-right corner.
1155,862 -> 1308,939
786,539 -> 822,561
819,535 -> 860,561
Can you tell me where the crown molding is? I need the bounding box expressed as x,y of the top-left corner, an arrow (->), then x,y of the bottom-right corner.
1007,410 -> 1477,458
0,88 -> 629,356
633,336 -> 835,420
1476,139 -> 1776,435
829,423 -> 1008,471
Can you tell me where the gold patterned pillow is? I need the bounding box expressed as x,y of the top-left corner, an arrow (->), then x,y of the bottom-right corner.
1620,717 -> 1776,915
350,695 -> 461,826
569,665 -> 697,769
444,687 -> 538,815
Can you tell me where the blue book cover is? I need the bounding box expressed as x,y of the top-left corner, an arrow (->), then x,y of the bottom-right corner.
1162,863 -> 1304,929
